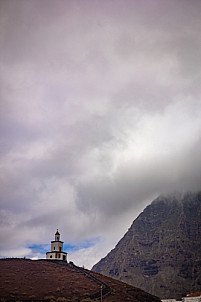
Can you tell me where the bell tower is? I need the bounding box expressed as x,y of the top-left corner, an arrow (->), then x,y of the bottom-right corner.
46,230 -> 67,262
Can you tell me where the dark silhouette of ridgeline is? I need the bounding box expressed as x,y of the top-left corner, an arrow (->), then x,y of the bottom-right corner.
0,258 -> 161,302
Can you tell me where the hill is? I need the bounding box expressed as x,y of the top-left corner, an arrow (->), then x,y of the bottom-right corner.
0,258 -> 161,302
92,191 -> 201,299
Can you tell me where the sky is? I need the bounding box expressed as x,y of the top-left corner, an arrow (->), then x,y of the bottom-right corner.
0,0 -> 201,269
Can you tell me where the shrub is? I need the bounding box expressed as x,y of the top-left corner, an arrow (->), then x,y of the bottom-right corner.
57,297 -> 67,302
44,295 -> 56,301
28,295 -> 36,299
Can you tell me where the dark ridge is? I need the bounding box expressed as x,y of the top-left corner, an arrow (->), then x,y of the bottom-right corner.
0,258 -> 161,302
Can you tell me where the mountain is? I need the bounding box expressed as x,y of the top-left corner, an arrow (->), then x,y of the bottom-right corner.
0,258 -> 160,302
92,191 -> 201,299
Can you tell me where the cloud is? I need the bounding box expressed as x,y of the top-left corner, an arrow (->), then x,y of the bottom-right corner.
0,0 -> 201,268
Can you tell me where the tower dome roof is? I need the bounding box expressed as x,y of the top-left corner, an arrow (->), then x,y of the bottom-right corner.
55,229 -> 60,235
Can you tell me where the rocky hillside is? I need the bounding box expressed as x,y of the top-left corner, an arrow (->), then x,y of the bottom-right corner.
92,191 -> 201,299
0,258 -> 160,302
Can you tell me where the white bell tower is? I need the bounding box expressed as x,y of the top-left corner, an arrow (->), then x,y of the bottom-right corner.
46,230 -> 67,262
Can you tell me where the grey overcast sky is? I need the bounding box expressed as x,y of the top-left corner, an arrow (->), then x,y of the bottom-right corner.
0,0 -> 201,268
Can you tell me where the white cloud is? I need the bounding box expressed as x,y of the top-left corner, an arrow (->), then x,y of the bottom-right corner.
0,0 -> 201,266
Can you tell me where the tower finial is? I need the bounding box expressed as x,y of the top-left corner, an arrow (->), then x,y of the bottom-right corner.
55,229 -> 60,235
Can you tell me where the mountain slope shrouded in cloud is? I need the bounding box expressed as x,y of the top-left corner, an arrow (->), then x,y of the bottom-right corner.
92,191 -> 201,299
0,0 -> 201,265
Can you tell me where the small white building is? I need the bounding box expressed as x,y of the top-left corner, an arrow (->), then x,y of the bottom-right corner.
161,293 -> 201,302
183,294 -> 201,302
46,230 -> 67,262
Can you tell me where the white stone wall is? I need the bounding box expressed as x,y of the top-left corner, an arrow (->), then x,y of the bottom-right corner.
183,296 -> 201,302
51,241 -> 63,252
46,252 -> 67,261
46,252 -> 54,259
